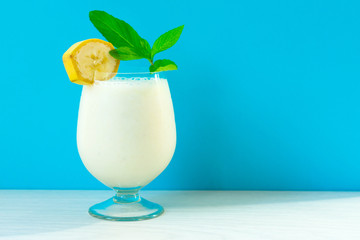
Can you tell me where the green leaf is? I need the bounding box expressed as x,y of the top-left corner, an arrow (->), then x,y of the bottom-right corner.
139,38 -> 151,60
149,59 -> 178,73
109,48 -> 144,61
151,25 -> 184,59
89,10 -> 151,60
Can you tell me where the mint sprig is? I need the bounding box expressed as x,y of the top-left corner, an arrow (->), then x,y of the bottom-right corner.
89,10 -> 184,73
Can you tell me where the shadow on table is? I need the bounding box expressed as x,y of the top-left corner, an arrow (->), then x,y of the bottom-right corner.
146,191 -> 360,209
0,190 -> 105,237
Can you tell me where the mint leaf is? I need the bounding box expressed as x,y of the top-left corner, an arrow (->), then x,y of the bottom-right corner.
109,47 -> 144,61
149,59 -> 178,73
151,25 -> 184,59
140,38 -> 151,59
89,10 -> 151,60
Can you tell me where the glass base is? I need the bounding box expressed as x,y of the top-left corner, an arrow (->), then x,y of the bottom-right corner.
88,189 -> 164,221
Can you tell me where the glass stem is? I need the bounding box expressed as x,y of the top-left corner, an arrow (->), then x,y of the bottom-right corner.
113,187 -> 141,204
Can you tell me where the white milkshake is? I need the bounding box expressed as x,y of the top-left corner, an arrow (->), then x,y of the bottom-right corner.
77,74 -> 176,189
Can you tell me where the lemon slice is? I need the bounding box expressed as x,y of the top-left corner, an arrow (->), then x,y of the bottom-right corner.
63,39 -> 120,85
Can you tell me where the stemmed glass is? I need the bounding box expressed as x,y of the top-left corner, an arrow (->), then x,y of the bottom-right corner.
76,72 -> 176,221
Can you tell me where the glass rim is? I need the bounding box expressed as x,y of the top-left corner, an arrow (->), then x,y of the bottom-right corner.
93,71 -> 167,80
97,71 -> 166,75
93,71 -> 167,82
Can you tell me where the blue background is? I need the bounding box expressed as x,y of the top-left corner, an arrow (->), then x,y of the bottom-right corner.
1,0 -> 360,190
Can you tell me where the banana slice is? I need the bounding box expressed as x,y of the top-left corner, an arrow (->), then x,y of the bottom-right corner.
63,39 -> 120,85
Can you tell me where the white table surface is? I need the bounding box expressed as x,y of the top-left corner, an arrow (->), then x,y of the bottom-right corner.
1,190 -> 360,240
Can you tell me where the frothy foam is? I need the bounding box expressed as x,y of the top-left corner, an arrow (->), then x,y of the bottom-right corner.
93,77 -> 166,87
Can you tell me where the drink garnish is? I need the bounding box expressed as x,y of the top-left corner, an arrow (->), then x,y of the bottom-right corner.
63,11 -> 183,85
